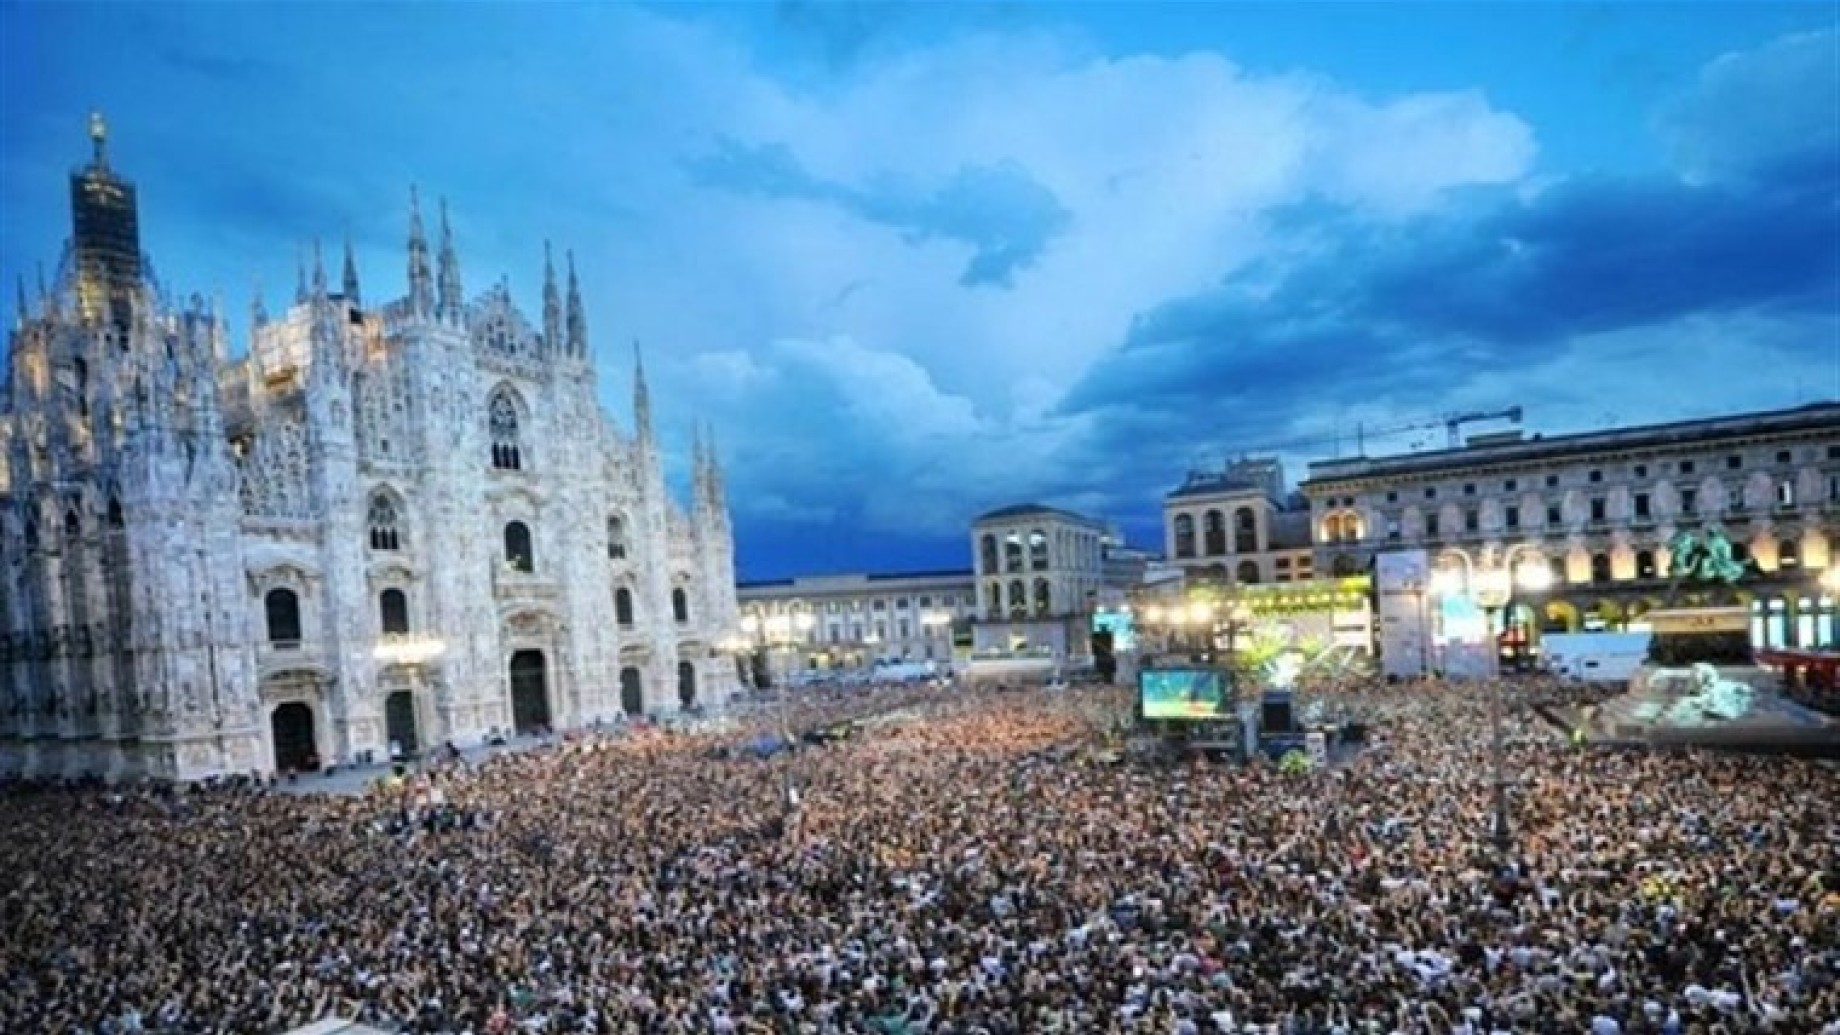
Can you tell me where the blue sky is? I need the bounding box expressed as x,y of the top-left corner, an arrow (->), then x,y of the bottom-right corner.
3,2 -> 1836,580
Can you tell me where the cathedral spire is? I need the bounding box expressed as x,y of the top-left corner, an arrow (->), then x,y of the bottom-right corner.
342,232 -> 361,307
436,197 -> 462,322
565,250 -> 587,358
407,185 -> 433,316
88,111 -> 108,170
632,341 -> 652,442
310,238 -> 327,300
541,240 -> 562,352
295,246 -> 308,305
705,421 -> 727,507
251,276 -> 268,330
15,274 -> 27,329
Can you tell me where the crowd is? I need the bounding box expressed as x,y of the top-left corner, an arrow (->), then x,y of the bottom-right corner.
1,677 -> 1836,1035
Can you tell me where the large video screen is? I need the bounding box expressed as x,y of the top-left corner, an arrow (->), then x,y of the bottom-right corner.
1139,667 -> 1231,721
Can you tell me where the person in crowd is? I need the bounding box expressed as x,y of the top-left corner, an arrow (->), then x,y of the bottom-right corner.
1,675 -> 1834,1034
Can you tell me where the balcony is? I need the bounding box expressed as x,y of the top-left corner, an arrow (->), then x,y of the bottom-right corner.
256,638 -> 328,678
492,565 -> 560,600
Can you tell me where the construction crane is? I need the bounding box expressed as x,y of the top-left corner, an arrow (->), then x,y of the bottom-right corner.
1209,406 -> 1526,465
1444,406 -> 1523,448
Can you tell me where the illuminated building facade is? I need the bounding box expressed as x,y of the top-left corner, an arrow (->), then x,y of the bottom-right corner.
1162,458 -> 1318,586
734,570 -> 976,680
1300,402 -> 1840,651
0,119 -> 739,781
970,503 -> 1107,661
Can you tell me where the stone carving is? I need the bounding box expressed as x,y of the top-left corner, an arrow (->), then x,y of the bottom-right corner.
237,418 -> 315,520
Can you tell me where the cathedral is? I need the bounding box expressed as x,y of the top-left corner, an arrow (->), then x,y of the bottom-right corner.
0,117 -> 740,781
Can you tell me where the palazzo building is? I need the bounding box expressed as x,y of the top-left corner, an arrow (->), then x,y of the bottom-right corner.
970,503 -> 1107,660
1162,458 -> 1317,586
0,118 -> 740,781
734,570 -> 976,681
1299,402 -> 1840,648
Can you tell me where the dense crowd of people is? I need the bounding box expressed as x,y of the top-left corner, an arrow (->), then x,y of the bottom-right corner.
2,676 -> 1836,1035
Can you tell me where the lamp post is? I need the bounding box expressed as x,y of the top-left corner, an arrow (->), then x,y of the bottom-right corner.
1430,547 -> 1550,856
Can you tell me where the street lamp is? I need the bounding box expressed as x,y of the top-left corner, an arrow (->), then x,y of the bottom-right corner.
1432,546 -> 1549,857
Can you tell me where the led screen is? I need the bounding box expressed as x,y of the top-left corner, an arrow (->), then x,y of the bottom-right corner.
1139,667 -> 1230,721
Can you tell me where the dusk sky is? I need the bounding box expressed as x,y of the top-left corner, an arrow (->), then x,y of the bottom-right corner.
2,2 -> 1836,581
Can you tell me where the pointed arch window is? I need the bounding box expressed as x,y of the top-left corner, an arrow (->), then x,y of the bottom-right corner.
615,587 -> 635,627
672,586 -> 690,624
64,508 -> 80,540
379,588 -> 410,635
23,521 -> 37,550
106,496 -> 124,529
607,515 -> 628,560
488,391 -> 523,471
368,494 -> 402,551
503,520 -> 534,573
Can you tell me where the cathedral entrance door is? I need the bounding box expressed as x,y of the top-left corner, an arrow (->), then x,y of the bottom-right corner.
509,650 -> 551,735
384,690 -> 419,756
620,666 -> 644,716
271,702 -> 317,772
677,660 -> 698,710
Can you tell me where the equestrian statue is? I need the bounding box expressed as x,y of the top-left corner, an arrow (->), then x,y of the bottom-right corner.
1664,526 -> 1753,603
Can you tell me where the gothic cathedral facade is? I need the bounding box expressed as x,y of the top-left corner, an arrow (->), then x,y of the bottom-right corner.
0,119 -> 740,781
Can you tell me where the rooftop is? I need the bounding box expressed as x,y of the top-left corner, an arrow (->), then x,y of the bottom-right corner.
1166,472 -> 1262,500
1302,402 -> 1839,488
973,502 -> 1104,526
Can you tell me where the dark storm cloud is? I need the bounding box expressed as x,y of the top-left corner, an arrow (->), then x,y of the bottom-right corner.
688,138 -> 1071,287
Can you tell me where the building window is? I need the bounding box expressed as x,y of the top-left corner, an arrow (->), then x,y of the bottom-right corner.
898,618 -> 911,638
107,497 -> 124,528
1633,493 -> 1651,520
1425,513 -> 1440,538
672,587 -> 689,623
379,588 -> 409,635
503,521 -> 534,573
1386,516 -> 1401,539
1007,580 -> 1027,617
1588,469 -> 1602,483
1203,510 -> 1227,555
1234,507 -> 1258,552
985,583 -> 1002,618
1681,488 -> 1698,515
1462,483 -> 1475,496
63,508 -> 79,539
368,494 -> 402,551
1776,450 -> 1792,465
1424,487 -> 1437,499
872,599 -> 886,612
979,534 -> 998,574
1777,481 -> 1795,508
607,515 -> 627,559
1504,505 -> 1520,529
1549,557 -> 1567,585
1545,475 -> 1559,488
1590,497 -> 1607,523
1778,539 -> 1800,569
1237,560 -> 1260,584
1464,510 -> 1479,532
1633,464 -> 1646,478
1033,578 -> 1051,615
1503,478 -> 1517,492
1004,534 -> 1024,572
1726,455 -> 1742,470
615,588 -> 634,626
1028,528 -> 1049,570
1679,460 -> 1695,474
1173,514 -> 1196,559
1590,553 -> 1612,584
1385,491 -> 1398,503
1636,550 -> 1656,579
264,588 -> 302,646
1546,503 -> 1562,526
488,390 -> 524,471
